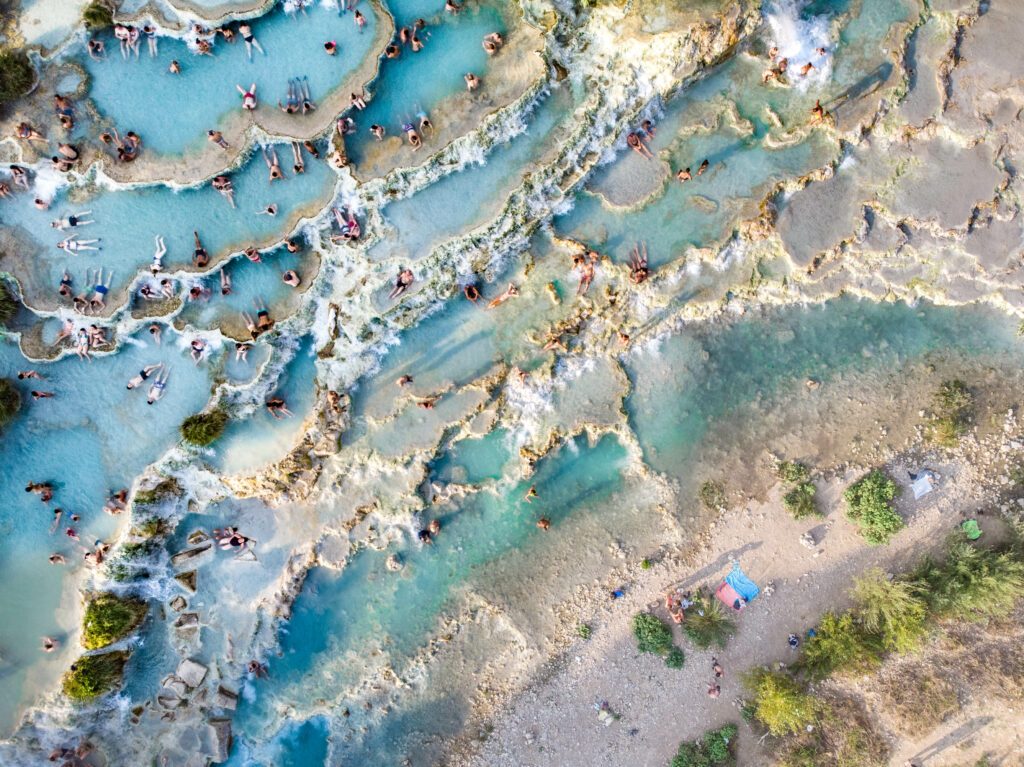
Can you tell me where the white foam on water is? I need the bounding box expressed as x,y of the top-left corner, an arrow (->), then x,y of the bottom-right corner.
764,0 -> 833,91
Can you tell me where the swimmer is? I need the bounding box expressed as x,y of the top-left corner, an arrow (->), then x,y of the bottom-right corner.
799,61 -> 814,76
212,175 -> 235,207
418,111 -> 433,134
159,278 -> 175,298
397,375 -> 413,387
253,297 -> 274,330
354,10 -> 366,29
324,40 -> 337,55
188,283 -> 211,301
87,324 -> 107,347
220,269 -> 232,295
42,636 -> 58,653
279,78 -> 300,114
151,234 -> 166,275
220,26 -> 235,43
463,284 -> 480,303
524,485 -> 538,503
89,269 -> 113,310
816,46 -> 827,57
303,139 -> 320,159
291,141 -> 305,174
464,72 -> 480,91
190,338 -> 207,365
208,129 -> 229,149
256,203 -> 278,216
263,145 -> 284,181
388,268 -> 414,299
193,231 -> 210,267
445,0 -> 461,13
17,370 -> 41,380
370,124 -> 386,141
411,32 -> 424,52
148,323 -> 162,345
697,158 -> 709,176
487,282 -> 519,309
641,119 -> 656,137
237,83 -> 258,110
626,132 -> 654,159
286,238 -> 301,253
537,517 -> 550,530
235,342 -> 251,362
31,390 -> 54,399
331,206 -> 361,241
629,242 -> 649,284
51,211 -> 94,230
428,519 -> 441,536
57,235 -> 101,253
241,312 -> 262,340
266,397 -> 293,419
244,246 -> 262,263
104,489 -> 128,515
58,271 -> 74,298
417,528 -> 433,544
810,99 -> 826,125
385,43 -> 400,59
49,553 -> 65,564
15,122 -> 46,144
350,92 -> 367,110
417,396 -> 438,410
676,166 -> 692,182
10,165 -> 30,190
282,269 -> 300,287
146,367 -> 170,403
169,59 -> 181,74
87,39 -> 106,60
768,45 -> 778,59
401,122 -> 421,149
239,23 -> 265,59
143,24 -> 158,56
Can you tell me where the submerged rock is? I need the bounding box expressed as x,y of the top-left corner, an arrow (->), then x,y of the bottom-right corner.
175,659 -> 208,689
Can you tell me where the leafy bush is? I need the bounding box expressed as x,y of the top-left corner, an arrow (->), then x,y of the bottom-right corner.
671,723 -> 738,767
851,568 -> 928,652
683,590 -> 736,650
665,647 -> 685,669
927,379 -> 972,447
915,539 -> 1024,621
783,483 -> 818,520
633,612 -> 674,656
577,623 -> 592,640
699,481 -> 726,511
0,378 -> 22,431
0,283 -> 18,326
62,650 -> 129,701
180,408 -> 228,446
82,0 -> 114,29
743,668 -> 816,737
778,461 -> 810,484
0,50 -> 35,106
82,593 -> 148,650
131,517 -> 165,538
797,611 -> 881,680
843,470 -> 903,545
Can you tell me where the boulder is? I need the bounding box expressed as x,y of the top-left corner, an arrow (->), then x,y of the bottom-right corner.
175,658 -> 208,688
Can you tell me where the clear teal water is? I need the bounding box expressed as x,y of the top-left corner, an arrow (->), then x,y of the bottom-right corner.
342,4 -> 502,167
0,328 -> 219,731
431,427 -> 513,484
79,4 -> 380,155
0,141 -> 335,309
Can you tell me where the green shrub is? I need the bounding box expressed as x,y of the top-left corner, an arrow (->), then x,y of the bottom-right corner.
633,612 -> 674,656
797,611 -> 881,680
778,461 -> 810,484
851,568 -> 928,652
699,481 -> 726,511
927,380 -> 972,447
133,477 -> 182,507
119,540 -> 157,560
131,517 -> 165,538
82,593 -> 148,650
180,408 -> 229,446
0,283 -> 18,326
843,470 -> 903,545
743,668 -> 816,737
82,0 -> 114,29
915,539 -> 1024,621
671,723 -> 738,767
665,647 -> 685,669
783,482 -> 818,519
0,378 -> 21,430
577,623 -> 592,640
641,558 -> 652,570
62,650 -> 128,701
0,50 -> 35,105
683,590 -> 736,650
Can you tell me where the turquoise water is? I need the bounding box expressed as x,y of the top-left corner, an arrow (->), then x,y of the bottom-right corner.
79,4 -> 380,155
0,140 -> 335,310
342,3 -> 502,167
431,427 -> 513,484
0,328 -> 218,731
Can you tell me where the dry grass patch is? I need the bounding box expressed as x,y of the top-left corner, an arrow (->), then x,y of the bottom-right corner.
875,662 -> 959,734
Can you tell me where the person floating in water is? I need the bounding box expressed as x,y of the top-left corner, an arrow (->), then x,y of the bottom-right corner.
263,145 -> 284,181
239,23 -> 265,59
487,282 -> 519,309
193,231 -> 209,267
266,397 -> 293,419
147,367 -> 170,404
482,32 -> 503,55
237,83 -> 258,110
127,363 -> 163,390
626,132 -> 653,159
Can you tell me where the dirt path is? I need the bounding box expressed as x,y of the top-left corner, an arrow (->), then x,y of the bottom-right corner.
463,454 -> 1005,767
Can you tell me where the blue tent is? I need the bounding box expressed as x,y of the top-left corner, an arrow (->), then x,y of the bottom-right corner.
715,562 -> 760,611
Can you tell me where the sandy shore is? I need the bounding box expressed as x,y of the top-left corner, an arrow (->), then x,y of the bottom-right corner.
457,419 -> 1023,766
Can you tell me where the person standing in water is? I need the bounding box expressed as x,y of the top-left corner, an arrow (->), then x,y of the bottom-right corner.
239,23 -> 265,59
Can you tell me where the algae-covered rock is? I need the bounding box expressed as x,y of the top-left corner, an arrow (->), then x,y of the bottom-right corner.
62,650 -> 129,702
82,593 -> 148,650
